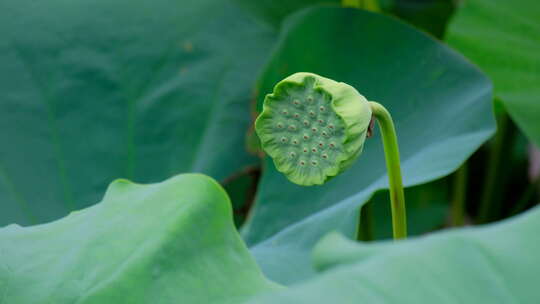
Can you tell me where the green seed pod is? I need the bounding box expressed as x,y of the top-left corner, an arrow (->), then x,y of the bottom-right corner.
255,72 -> 372,186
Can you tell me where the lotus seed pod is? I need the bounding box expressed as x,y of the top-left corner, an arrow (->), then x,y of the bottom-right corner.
255,72 -> 372,186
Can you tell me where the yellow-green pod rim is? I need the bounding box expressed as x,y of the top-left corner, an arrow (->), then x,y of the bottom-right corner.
255,72 -> 372,186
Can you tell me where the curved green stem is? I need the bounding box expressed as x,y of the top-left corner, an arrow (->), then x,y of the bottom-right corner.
369,102 -> 407,239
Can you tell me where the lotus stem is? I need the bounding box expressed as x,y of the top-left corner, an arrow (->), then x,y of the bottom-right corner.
369,101 -> 407,239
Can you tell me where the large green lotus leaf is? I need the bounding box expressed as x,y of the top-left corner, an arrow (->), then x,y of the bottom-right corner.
0,174 -> 280,303
246,206 -> 540,303
243,6 -> 494,284
0,0 -> 275,226
446,0 -> 540,146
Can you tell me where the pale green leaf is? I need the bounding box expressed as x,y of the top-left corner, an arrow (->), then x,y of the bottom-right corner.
0,174 -> 280,303
246,206 -> 540,303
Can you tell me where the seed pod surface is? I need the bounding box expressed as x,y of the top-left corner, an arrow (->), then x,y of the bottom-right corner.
255,72 -> 372,186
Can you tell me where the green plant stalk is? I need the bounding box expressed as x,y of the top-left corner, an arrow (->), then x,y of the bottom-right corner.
369,101 -> 407,239
478,111 -> 515,223
356,201 -> 374,241
450,163 -> 468,226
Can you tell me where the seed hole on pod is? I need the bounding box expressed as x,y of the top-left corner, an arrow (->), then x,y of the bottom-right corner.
318,142 -> 324,147
280,137 -> 288,143
294,113 -> 300,118
292,139 -> 298,145
293,99 -> 300,105
311,161 -> 318,166
277,123 -> 283,129
319,106 -> 325,112
307,96 -> 314,102
300,161 -> 306,166
322,131 -> 328,137
309,111 -> 316,117
328,124 -> 334,129
329,142 -> 335,148
303,134 -> 310,140
322,154 -> 328,159
303,120 -> 310,126
311,148 -> 317,153
318,119 -> 324,124
289,125 -> 296,131
282,110 -> 288,116
303,148 -> 308,153
311,128 -> 317,132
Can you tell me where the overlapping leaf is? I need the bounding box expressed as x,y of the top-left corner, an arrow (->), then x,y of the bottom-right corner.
246,206 -> 540,303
